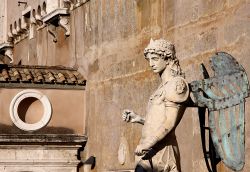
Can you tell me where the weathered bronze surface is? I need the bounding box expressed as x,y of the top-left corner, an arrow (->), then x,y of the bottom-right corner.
191,52 -> 249,171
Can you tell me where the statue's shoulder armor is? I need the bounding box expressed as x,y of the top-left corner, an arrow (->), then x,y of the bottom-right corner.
163,76 -> 189,103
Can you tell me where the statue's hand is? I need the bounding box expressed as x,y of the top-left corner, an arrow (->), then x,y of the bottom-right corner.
135,137 -> 158,156
122,109 -> 139,123
134,144 -> 150,156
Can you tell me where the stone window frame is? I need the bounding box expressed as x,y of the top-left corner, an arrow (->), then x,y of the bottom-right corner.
9,89 -> 52,131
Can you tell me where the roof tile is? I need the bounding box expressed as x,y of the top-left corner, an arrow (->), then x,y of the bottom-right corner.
0,64 -> 86,89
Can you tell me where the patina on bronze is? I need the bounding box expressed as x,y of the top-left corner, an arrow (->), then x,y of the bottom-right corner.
191,52 -> 249,171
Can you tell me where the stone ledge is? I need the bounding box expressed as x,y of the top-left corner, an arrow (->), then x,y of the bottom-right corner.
42,8 -> 69,23
0,160 -> 80,166
0,134 -> 87,145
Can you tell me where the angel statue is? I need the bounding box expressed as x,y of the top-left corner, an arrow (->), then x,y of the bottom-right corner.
122,38 -> 249,172
122,39 -> 189,172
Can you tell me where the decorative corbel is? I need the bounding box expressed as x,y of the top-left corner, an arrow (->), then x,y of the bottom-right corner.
7,25 -> 14,43
35,13 -> 42,25
0,43 -> 14,63
12,27 -> 19,38
16,20 -> 25,42
42,8 -> 70,42
41,3 -> 47,16
36,6 -> 47,30
28,9 -> 37,39
35,13 -> 46,30
59,16 -> 70,36
30,14 -> 37,25
21,16 -> 29,33
16,24 -> 22,35
63,0 -> 74,10
12,22 -> 21,43
5,48 -> 14,63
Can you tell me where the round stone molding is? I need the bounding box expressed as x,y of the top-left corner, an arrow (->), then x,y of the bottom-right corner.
9,89 -> 52,131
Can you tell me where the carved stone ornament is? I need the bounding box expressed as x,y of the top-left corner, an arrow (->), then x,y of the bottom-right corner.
59,16 -> 70,36
9,89 -> 52,131
20,16 -> 29,32
0,42 -> 14,63
63,0 -> 74,10
42,8 -> 70,41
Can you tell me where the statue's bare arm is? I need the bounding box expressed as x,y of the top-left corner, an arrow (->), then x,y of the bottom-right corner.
135,107 -> 180,155
122,109 -> 145,125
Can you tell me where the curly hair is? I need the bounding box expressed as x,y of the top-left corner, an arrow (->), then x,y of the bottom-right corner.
144,39 -> 184,77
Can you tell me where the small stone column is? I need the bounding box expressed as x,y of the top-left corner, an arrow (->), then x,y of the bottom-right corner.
0,134 -> 87,172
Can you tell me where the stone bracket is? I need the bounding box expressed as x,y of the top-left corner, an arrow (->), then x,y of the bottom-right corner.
42,8 -> 70,42
0,43 -> 14,63
59,15 -> 70,36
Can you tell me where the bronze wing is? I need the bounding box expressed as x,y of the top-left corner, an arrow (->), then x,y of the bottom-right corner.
190,52 -> 249,171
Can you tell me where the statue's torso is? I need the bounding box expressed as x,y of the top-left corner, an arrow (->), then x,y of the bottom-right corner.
141,84 -> 169,140
140,76 -> 189,143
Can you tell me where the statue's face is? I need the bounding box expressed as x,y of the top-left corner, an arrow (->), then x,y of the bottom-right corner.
146,53 -> 167,74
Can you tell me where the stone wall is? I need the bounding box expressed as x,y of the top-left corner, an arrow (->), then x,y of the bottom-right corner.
77,1 -> 250,171
1,0 -> 250,171
0,89 -> 85,134
0,0 -> 6,43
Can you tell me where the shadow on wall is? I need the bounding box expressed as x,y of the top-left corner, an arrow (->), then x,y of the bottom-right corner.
0,123 -> 75,134
198,107 -> 221,172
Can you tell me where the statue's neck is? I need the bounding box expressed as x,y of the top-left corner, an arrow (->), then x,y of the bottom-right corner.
160,67 -> 174,84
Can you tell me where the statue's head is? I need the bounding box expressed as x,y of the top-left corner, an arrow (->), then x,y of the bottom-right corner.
144,39 -> 183,76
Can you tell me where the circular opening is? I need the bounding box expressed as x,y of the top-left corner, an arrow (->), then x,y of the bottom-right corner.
17,97 -> 44,124
10,90 -> 52,131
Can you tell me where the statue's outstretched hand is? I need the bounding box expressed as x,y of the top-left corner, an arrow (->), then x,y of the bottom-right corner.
122,109 -> 137,123
122,109 -> 140,123
122,109 -> 145,125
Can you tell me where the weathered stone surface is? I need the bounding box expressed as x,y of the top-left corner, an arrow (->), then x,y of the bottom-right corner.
0,0 -> 250,172
0,134 -> 86,172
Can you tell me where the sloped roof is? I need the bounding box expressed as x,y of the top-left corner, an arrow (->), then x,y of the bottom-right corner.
0,64 -> 86,89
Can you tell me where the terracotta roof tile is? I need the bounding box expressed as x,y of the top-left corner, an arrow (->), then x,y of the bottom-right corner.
0,64 -> 86,89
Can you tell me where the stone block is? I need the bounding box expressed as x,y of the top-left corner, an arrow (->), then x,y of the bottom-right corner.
0,134 -> 86,172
